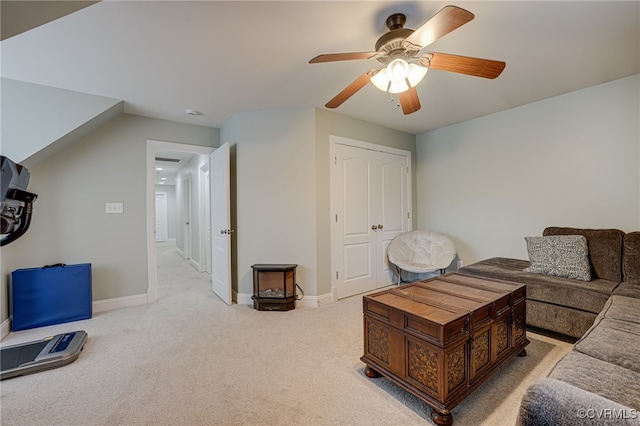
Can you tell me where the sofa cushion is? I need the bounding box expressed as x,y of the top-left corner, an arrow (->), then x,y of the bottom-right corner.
574,318 -> 640,373
524,235 -> 591,281
600,295 -> 640,325
544,227 -> 624,282
527,300 -> 598,338
459,257 -> 617,313
623,232 -> 640,284
549,350 -> 640,410
458,257 -> 531,281
613,282 -> 640,299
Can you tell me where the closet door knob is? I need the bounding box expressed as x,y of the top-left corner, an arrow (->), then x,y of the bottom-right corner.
377,224 -> 384,229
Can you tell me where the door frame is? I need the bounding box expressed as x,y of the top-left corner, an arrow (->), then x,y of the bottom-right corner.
329,135 -> 412,302
146,140 -> 215,303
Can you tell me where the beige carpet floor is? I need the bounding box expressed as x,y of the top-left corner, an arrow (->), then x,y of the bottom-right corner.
1,243 -> 573,426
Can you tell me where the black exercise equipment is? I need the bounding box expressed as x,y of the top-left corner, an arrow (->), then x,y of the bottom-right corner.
1,156 -> 38,246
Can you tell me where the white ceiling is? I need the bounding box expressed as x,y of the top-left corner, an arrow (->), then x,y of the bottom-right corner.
2,1 -> 639,135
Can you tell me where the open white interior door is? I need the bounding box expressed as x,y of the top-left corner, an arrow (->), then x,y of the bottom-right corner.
210,142 -> 232,305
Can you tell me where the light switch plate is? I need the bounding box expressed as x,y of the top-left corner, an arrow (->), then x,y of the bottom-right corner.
105,202 -> 124,214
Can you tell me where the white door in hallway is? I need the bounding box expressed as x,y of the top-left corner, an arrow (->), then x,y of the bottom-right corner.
182,175 -> 192,259
155,192 -> 168,242
210,143 -> 232,305
332,140 -> 411,300
203,167 -> 212,274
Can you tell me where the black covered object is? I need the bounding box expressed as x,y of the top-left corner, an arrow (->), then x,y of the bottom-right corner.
11,264 -> 92,331
1,156 -> 37,246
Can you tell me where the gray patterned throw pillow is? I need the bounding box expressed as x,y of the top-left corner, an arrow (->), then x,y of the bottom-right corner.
523,235 -> 591,281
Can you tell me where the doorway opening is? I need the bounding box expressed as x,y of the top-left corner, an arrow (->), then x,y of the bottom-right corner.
146,140 -> 216,304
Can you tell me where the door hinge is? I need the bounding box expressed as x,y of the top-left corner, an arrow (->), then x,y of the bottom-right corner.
407,212 -> 410,219
335,214 -> 338,222
334,156 -> 337,165
336,271 -> 339,280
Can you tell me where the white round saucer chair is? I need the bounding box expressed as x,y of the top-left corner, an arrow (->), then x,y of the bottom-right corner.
387,230 -> 457,285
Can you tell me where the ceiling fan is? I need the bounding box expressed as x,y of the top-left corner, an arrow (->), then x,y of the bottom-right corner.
309,5 -> 506,115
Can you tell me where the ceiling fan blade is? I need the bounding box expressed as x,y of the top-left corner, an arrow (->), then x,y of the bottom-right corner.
325,70 -> 375,109
402,5 -> 474,50
423,52 -> 506,79
398,87 -> 421,115
309,52 -> 380,64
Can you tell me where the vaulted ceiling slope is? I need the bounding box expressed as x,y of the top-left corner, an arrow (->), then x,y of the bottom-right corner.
0,0 -> 99,41
2,1 -> 639,135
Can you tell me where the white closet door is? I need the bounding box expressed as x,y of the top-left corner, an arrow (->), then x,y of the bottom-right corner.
375,153 -> 410,287
334,145 -> 378,299
333,142 -> 411,299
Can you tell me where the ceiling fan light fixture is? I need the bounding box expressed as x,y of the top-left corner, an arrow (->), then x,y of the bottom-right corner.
387,58 -> 409,80
371,59 -> 427,94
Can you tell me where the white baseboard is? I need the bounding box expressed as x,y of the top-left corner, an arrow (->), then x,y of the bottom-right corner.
235,291 -> 253,305
1,317 -> 11,340
310,292 -> 333,307
92,293 -> 148,314
0,294 -> 147,341
234,292 -> 333,308
190,259 -> 201,272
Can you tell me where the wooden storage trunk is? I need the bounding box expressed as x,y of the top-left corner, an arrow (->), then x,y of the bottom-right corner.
361,273 -> 528,425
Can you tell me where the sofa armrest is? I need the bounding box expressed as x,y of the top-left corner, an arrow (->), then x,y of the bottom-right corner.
517,378 -> 640,426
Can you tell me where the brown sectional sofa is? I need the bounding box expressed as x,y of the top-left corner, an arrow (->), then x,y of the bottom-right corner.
458,227 -> 631,338
458,227 -> 640,425
517,293 -> 640,425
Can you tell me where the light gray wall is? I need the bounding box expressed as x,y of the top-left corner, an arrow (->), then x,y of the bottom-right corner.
221,107 -> 417,300
416,74 -> 640,265
314,109 -> 416,296
1,78 -> 122,165
222,108 -> 318,298
1,114 -> 219,323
